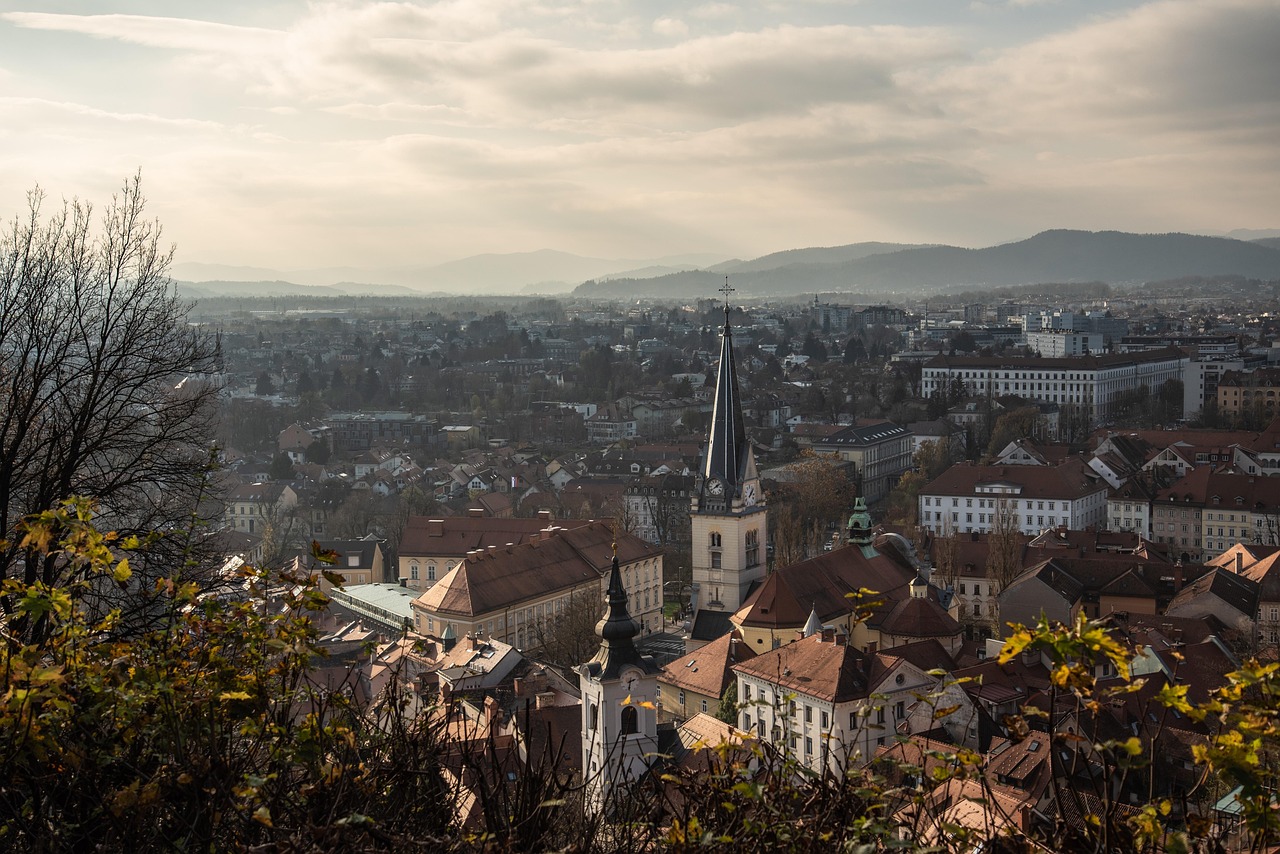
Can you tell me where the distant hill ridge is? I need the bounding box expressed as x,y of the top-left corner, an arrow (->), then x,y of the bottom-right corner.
575,230 -> 1280,298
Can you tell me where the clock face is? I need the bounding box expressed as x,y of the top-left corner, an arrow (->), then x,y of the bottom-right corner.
707,478 -> 724,496
744,484 -> 757,506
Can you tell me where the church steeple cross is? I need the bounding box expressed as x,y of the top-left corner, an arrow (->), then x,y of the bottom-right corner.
719,277 -> 734,311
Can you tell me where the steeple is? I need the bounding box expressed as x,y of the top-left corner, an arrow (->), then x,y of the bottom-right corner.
703,279 -> 754,501
846,496 -> 874,548
587,543 -> 654,680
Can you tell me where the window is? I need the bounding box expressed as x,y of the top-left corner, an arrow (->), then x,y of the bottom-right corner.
746,529 -> 760,567
678,690 -> 685,706
701,699 -> 708,713
895,701 -> 905,719
805,705 -> 813,723
410,563 -> 419,581
427,564 -> 436,581
804,737 -> 813,755
820,710 -> 829,729
711,552 -> 722,569
710,532 -> 722,548
589,703 -> 598,731
621,705 -> 638,735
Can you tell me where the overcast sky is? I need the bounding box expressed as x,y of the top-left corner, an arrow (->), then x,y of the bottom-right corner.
1,0 -> 1277,272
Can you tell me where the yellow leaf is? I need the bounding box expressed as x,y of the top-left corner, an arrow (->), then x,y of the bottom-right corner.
113,558 -> 132,583
220,691 -> 252,701
253,806 -> 273,827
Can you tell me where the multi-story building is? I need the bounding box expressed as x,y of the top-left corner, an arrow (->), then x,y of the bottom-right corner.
623,472 -> 693,546
1217,368 -> 1280,423
410,520 -> 665,644
732,630 -> 971,772
1025,330 -> 1103,357
1183,357 -> 1247,420
1153,466 -> 1280,561
921,348 -> 1187,425
918,459 -> 1109,537
223,482 -> 298,536
324,411 -> 438,453
397,510 -> 589,592
808,420 -> 913,504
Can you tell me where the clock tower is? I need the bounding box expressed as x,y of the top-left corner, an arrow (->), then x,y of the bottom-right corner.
690,282 -> 767,615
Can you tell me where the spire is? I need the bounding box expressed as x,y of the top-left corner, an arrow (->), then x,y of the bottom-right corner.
587,540 -> 656,679
596,542 -> 638,646
703,278 -> 750,498
803,605 -> 823,638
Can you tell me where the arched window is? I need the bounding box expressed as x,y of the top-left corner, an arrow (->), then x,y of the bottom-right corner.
710,532 -> 722,548
589,702 -> 598,731
621,705 -> 638,736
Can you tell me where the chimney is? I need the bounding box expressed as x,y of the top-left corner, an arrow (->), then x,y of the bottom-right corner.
866,641 -> 878,655
821,627 -> 835,644
834,632 -> 847,646
1236,551 -> 1244,573
513,677 -> 525,697
537,510 -> 552,522
484,695 -> 500,723
427,518 -> 444,537
1174,562 -> 1184,592
468,507 -> 485,517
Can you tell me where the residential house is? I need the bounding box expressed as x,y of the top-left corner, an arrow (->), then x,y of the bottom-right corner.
657,630 -> 755,724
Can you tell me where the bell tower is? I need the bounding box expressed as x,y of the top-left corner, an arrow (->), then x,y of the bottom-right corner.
690,280 -> 768,615
579,544 -> 661,814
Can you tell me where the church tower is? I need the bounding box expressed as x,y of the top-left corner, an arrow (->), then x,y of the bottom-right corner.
579,545 -> 661,814
690,283 -> 768,614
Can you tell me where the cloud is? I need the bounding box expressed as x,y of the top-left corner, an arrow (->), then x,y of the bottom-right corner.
0,12 -> 280,52
652,17 -> 688,38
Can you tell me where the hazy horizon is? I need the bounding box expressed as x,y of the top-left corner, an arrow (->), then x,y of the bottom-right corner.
2,1 -> 1278,281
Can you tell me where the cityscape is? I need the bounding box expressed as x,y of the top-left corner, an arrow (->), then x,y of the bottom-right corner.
3,0 -> 1280,850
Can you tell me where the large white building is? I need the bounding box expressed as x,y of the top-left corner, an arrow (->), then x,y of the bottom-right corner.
918,459 -> 1109,537
921,348 -> 1187,425
1025,330 -> 1103,357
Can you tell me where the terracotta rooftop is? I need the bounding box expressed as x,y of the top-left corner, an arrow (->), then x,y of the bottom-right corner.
414,521 -> 661,619
732,633 -> 870,704
660,630 -> 756,700
921,457 -> 1106,500
399,513 -> 590,559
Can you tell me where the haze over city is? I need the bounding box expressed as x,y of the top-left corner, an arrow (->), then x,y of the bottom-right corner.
1,0 -> 1277,285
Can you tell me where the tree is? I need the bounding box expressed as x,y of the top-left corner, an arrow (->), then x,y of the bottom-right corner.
0,175 -> 221,626
987,496 -> 1026,603
268,452 -> 295,481
768,453 -> 857,567
255,371 -> 274,396
528,587 -> 602,668
985,405 -> 1042,459
304,438 -> 330,465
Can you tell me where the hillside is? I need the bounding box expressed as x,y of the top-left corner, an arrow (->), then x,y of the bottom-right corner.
574,230 -> 1280,298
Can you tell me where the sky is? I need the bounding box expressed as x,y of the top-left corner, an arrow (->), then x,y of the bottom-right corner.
1,0 -> 1277,275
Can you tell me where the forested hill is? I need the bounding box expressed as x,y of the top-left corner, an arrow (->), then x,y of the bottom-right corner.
574,230 -> 1280,298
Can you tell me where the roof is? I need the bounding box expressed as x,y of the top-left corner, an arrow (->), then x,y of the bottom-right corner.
922,457 -> 1106,500
732,633 -> 870,704
400,514 -> 590,559
923,346 -> 1187,371
1167,568 -> 1259,619
414,522 -> 662,619
660,631 -> 756,699
733,540 -> 919,631
702,307 -> 753,500
813,420 -> 910,448
878,596 -> 962,639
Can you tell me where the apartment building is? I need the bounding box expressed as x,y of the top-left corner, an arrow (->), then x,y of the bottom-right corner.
808,420 -> 913,504
918,459 -> 1109,537
921,348 -> 1187,424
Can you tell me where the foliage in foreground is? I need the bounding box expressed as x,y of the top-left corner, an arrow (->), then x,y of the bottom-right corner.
5,502 -> 1280,852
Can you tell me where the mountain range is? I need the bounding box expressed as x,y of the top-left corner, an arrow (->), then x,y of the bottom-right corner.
573,230 -> 1280,299
171,230 -> 1280,299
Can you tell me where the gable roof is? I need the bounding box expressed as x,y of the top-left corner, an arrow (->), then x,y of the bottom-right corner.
414,522 -> 661,619
732,634 -> 870,704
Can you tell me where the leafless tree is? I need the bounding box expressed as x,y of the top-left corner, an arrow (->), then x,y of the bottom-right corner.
0,175 -> 221,628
